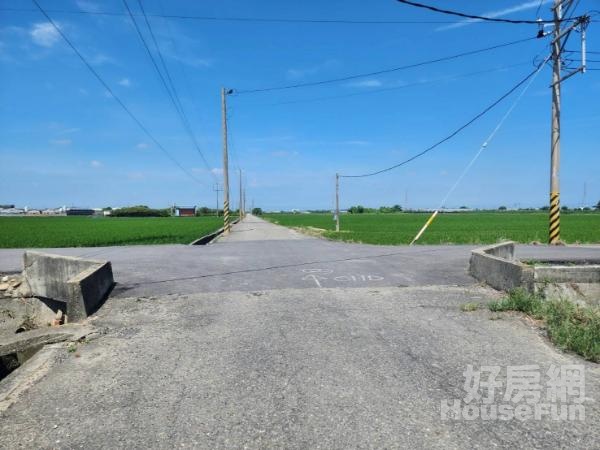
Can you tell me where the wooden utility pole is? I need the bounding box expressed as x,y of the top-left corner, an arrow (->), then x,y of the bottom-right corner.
221,88 -> 232,234
549,0 -> 562,244
335,173 -> 340,232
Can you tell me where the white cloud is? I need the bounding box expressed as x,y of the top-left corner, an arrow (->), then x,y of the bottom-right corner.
287,60 -> 339,80
50,138 -> 72,146
211,168 -> 223,175
340,140 -> 370,146
89,53 -> 115,65
345,79 -> 382,88
59,127 -> 80,134
76,0 -> 101,12
90,160 -> 103,168
118,78 -> 131,87
30,22 -> 60,47
168,54 -> 212,68
136,142 -> 149,150
437,0 -> 552,31
270,150 -> 299,157
127,171 -> 145,180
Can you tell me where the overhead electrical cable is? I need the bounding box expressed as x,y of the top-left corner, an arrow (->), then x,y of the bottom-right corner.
0,6 -> 542,25
122,0 -> 217,181
339,59 -> 549,179
30,0 -> 205,186
395,0 -> 582,24
409,53 -> 550,245
234,36 -> 538,94
259,62 -> 532,106
535,0 -> 546,19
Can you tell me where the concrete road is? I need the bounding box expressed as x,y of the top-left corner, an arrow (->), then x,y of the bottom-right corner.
0,216 -> 599,449
0,215 -> 597,298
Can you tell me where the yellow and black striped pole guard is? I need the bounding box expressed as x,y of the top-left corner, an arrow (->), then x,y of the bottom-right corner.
549,192 -> 560,244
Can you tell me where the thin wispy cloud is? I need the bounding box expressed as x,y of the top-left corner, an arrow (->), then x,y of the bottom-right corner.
89,53 -> 116,65
30,22 -> 60,47
345,79 -> 383,88
270,150 -> 299,157
118,78 -> 131,87
90,160 -> 103,168
50,138 -> 72,146
169,54 -> 212,68
436,0 -> 551,31
287,60 -> 339,80
75,0 -> 101,12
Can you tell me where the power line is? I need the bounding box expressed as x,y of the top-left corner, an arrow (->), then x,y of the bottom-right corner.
535,0 -> 546,18
30,0 -> 205,186
0,6 -> 542,25
122,0 -> 217,181
396,0 -> 581,24
259,61 -> 532,106
235,36 -> 538,94
340,58 -> 549,178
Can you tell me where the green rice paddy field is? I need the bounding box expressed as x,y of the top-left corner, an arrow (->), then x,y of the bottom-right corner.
264,212 -> 600,245
0,216 -> 223,248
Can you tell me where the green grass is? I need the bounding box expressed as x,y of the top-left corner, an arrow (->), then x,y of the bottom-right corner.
264,212 -> 600,245
460,302 -> 480,312
488,289 -> 600,363
0,216 -> 223,248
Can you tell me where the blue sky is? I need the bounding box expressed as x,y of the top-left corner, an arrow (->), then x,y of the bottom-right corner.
1,0 -> 598,211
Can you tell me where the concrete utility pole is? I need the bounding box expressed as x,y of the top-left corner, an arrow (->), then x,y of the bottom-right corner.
213,183 -> 222,217
243,188 -> 247,217
335,173 -> 340,232
221,88 -> 233,234
239,168 -> 243,220
547,0 -> 589,243
549,0 -> 562,245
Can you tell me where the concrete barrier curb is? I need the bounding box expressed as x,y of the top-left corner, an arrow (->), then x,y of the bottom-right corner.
469,242 -> 533,292
23,252 -> 114,322
469,242 -> 600,306
189,218 -> 241,245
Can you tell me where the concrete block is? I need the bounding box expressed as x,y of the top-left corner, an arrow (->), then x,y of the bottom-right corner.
469,242 -> 528,292
22,252 -> 114,322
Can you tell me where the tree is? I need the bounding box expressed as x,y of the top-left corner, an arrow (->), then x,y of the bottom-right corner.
596,200 -> 600,211
561,205 -> 569,211
252,207 -> 263,216
349,205 -> 365,214
392,204 -> 402,212
498,206 -> 507,211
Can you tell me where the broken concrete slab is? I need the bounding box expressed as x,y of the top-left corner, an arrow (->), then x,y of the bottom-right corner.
22,252 -> 114,322
0,324 -> 93,357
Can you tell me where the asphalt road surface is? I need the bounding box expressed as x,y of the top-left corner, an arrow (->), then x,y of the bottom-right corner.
0,215 -> 598,449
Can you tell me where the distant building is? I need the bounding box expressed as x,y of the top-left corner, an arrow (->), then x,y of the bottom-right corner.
0,208 -> 24,216
173,206 -> 196,217
66,207 -> 95,216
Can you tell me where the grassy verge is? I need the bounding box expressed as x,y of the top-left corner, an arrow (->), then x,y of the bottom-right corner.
0,216 -> 223,248
489,289 -> 600,363
264,212 -> 600,245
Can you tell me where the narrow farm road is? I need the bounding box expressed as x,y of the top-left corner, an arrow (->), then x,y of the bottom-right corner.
0,216 -> 599,449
